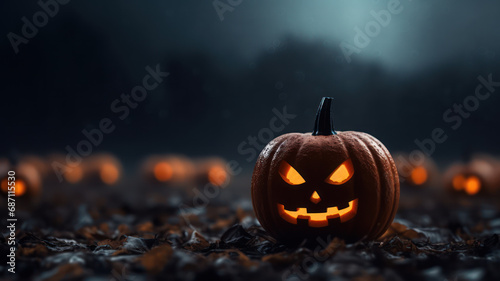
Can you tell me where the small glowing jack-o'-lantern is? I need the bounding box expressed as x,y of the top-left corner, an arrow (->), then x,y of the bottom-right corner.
46,154 -> 85,185
196,158 -> 229,187
84,154 -> 122,186
451,174 -> 481,195
444,164 -> 483,196
393,153 -> 439,187
142,155 -> 196,185
251,97 -> 399,244
0,159 -> 43,206
443,155 -> 500,196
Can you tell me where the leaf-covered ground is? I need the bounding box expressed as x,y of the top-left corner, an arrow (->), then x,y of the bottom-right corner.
1,187 -> 500,281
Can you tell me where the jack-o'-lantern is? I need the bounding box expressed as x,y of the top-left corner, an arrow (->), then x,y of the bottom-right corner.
84,154 -> 122,186
141,155 -> 196,186
443,155 -> 500,196
196,158 -> 229,187
0,159 -> 43,208
45,153 -> 85,184
393,153 -> 439,187
252,97 -> 399,244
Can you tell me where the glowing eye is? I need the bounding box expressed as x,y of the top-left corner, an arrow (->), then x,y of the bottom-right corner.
1,178 -> 27,197
279,161 -> 305,185
154,162 -> 173,182
464,176 -> 481,195
410,166 -> 428,185
325,159 -> 354,185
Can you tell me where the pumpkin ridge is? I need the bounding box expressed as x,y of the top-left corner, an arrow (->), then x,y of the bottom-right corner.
362,133 -> 399,238
356,132 -> 398,239
252,135 -> 290,237
347,132 -> 383,239
335,133 -> 348,160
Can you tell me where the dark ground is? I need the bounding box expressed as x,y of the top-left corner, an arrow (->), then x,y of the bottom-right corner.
1,182 -> 499,281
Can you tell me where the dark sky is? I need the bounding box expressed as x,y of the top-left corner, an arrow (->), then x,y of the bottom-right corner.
4,1 -> 500,72
1,0 -> 500,170
53,0 -> 500,73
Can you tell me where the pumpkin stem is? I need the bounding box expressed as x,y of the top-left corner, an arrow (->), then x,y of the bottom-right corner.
312,97 -> 337,136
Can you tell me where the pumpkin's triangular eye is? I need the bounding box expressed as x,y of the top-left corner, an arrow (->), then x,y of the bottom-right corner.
325,159 -> 354,185
279,161 -> 305,185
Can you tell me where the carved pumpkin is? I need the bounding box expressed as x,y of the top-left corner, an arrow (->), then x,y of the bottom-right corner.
393,153 -> 439,187
443,155 -> 500,196
141,155 -> 196,185
252,97 -> 399,244
84,154 -> 122,186
0,158 -> 43,207
195,158 -> 229,187
45,153 -> 85,184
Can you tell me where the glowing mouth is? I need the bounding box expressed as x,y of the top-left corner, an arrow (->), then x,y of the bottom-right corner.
277,199 -> 358,227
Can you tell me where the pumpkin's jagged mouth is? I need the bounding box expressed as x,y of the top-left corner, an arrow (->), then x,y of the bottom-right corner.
277,199 -> 358,227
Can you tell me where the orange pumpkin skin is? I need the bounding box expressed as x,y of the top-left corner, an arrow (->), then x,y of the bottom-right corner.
251,98 -> 399,244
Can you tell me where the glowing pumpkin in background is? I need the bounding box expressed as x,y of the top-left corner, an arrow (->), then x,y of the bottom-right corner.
251,97 -> 399,244
0,158 -> 43,208
443,155 -> 500,196
393,153 -> 439,187
141,155 -> 196,185
84,154 -> 122,186
195,158 -> 229,187
44,153 -> 85,185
